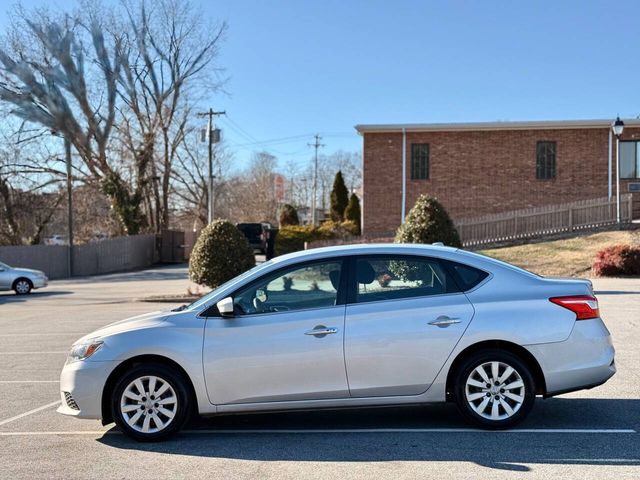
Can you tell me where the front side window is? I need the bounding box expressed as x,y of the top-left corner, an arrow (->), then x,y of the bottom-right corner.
619,141 -> 640,179
411,143 -> 429,180
354,255 -> 459,303
232,261 -> 343,315
536,141 -> 556,179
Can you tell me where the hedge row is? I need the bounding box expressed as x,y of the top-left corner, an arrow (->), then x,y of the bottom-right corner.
275,221 -> 359,256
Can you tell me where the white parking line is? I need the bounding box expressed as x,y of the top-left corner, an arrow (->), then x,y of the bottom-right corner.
0,351 -> 67,355
186,428 -> 639,434
0,401 -> 60,427
0,380 -> 58,384
0,428 -> 636,436
0,333 -> 86,337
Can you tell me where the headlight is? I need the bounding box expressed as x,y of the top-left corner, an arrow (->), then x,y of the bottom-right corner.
67,340 -> 103,363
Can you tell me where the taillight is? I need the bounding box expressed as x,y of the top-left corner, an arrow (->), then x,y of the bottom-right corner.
549,295 -> 599,320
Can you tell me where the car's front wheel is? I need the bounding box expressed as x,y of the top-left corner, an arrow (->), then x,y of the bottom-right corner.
111,364 -> 192,441
13,278 -> 32,295
453,349 -> 535,429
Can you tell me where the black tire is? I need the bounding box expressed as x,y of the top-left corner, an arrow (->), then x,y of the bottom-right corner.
111,363 -> 192,442
13,278 -> 32,295
452,349 -> 535,429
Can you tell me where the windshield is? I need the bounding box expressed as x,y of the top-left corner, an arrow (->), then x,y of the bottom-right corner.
0,261 -> 10,269
186,259 -> 277,310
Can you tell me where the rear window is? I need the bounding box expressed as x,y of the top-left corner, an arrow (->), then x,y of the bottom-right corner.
445,261 -> 489,291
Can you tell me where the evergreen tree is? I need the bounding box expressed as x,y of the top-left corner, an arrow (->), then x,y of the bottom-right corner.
344,193 -> 361,235
330,170 -> 349,221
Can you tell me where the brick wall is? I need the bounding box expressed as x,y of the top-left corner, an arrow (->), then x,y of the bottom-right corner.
362,127 -> 640,235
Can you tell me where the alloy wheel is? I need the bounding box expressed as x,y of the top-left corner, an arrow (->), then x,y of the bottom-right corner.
119,375 -> 178,434
464,361 -> 525,421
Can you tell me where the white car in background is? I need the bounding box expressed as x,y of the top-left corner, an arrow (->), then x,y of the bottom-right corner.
45,234 -> 66,245
0,260 -> 48,294
58,244 -> 615,441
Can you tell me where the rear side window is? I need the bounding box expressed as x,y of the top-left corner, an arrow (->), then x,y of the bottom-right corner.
445,261 -> 489,291
354,255 -> 460,304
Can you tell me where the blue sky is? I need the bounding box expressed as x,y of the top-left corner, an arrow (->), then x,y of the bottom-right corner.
4,0 -> 640,169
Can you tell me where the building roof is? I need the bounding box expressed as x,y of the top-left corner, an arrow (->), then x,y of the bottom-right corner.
354,118 -> 640,134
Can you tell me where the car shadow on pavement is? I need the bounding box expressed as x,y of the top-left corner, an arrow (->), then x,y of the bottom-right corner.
0,290 -> 73,304
97,398 -> 640,471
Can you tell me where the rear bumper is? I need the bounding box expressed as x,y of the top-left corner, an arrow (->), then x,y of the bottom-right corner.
525,317 -> 615,396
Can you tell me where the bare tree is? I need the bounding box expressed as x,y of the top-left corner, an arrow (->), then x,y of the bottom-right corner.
226,152 -> 279,224
290,150 -> 362,218
0,0 -> 227,235
0,121 -> 68,245
171,133 -> 235,228
0,5 -> 151,232
116,0 -> 227,232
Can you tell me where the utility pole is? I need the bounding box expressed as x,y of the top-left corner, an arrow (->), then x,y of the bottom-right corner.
64,138 -> 73,278
197,108 -> 225,224
308,134 -> 324,226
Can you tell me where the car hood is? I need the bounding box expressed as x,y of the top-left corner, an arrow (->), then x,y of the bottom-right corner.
12,267 -> 45,276
73,310 -> 168,345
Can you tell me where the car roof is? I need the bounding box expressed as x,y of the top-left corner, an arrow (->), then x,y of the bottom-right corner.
272,243 -> 460,264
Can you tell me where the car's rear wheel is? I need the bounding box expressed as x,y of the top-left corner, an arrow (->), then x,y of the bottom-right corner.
13,278 -> 32,295
453,349 -> 535,429
111,364 -> 191,441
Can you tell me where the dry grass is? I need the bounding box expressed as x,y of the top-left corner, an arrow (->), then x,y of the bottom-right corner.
477,229 -> 640,277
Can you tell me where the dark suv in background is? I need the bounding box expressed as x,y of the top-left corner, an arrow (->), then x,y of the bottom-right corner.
236,222 -> 276,259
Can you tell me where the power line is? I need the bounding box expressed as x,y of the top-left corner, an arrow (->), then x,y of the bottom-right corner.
228,134 -> 315,148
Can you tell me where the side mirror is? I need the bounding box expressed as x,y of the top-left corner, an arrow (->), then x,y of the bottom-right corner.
216,297 -> 235,317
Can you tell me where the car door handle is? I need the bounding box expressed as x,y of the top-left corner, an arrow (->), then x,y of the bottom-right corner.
428,316 -> 461,327
304,325 -> 338,337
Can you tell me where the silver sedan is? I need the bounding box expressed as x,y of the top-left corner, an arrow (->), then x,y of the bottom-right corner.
0,260 -> 48,294
58,244 -> 615,441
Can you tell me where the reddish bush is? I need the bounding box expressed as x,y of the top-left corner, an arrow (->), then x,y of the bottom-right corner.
377,273 -> 392,287
592,245 -> 640,277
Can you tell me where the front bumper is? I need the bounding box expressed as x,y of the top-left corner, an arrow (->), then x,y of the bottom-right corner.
32,277 -> 48,289
525,317 -> 616,396
57,359 -> 118,419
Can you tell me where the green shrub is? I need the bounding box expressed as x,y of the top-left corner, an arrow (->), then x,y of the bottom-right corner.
275,225 -> 325,256
275,220 -> 363,256
395,194 -> 461,247
344,193 -> 361,235
318,220 -> 359,238
189,219 -> 256,288
278,203 -> 299,226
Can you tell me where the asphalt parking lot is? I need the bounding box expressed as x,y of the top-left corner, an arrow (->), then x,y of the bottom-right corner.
0,265 -> 639,479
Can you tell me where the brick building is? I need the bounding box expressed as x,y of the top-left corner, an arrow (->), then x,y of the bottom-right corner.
356,119 -> 640,235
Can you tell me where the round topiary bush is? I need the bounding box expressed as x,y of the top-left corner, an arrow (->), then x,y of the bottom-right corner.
395,194 -> 462,247
189,219 -> 256,288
